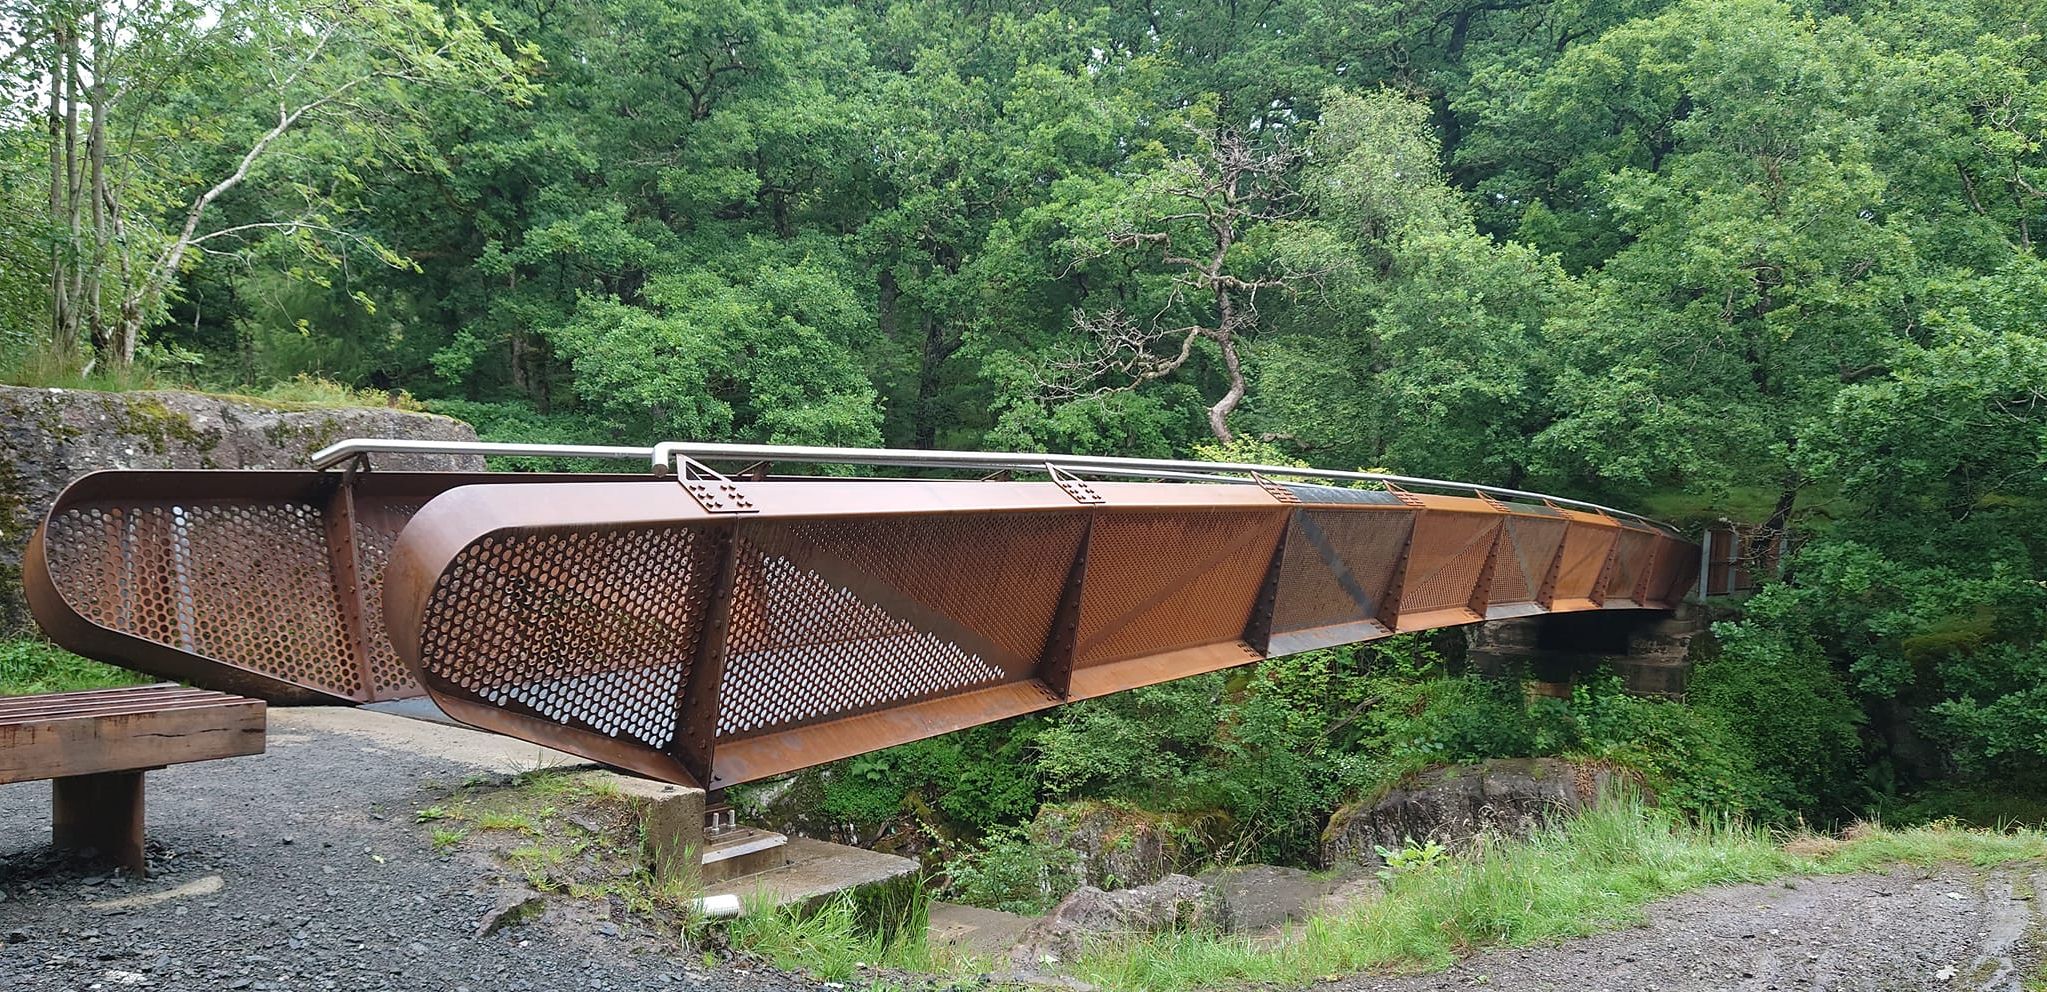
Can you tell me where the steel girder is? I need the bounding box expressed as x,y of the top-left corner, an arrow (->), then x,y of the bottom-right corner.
25,465 -> 1695,789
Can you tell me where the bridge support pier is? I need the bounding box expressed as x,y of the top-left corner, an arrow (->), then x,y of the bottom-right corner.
1466,606 -> 1709,699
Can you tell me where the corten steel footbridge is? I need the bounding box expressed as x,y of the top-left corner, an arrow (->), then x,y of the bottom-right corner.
23,440 -> 1700,791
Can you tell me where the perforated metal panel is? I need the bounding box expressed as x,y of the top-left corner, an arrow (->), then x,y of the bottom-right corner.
27,468 -> 1699,790
1606,527 -> 1661,603
43,499 -> 361,698
1489,515 -> 1569,607
1075,510 -> 1284,667
1551,517 -> 1621,602
414,524 -> 724,751
1400,512 -> 1502,615
352,502 -> 423,698
717,512 -> 1087,739
1269,508 -> 1412,635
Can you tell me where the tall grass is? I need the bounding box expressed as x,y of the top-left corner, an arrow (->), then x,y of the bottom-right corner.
711,799 -> 2043,992
0,345 -> 418,412
1074,798 -> 1794,991
1798,819 -> 2047,873
724,888 -> 971,985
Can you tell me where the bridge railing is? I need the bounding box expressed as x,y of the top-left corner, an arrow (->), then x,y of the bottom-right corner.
26,441 -> 1697,789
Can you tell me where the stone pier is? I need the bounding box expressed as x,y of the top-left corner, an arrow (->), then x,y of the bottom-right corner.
1465,605 -> 1711,699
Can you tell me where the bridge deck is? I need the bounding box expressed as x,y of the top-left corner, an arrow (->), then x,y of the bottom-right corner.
24,463 -> 1695,790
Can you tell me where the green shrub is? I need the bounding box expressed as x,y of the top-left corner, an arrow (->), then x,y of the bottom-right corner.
816,721 -> 1044,832
1565,680 -> 1777,819
940,826 -> 1081,915
1694,615 -> 1867,817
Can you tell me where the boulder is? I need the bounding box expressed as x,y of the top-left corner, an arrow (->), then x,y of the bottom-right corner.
1196,864 -> 1353,933
1028,801 -> 1210,891
1321,757 -> 1643,868
0,385 -> 481,633
1007,873 -> 1210,968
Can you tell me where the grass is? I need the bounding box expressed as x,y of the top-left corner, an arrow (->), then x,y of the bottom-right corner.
724,886 -> 976,990
1874,780 -> 2047,831
414,768 -> 716,924
1063,799 -> 2047,992
1792,819 -> 2047,873
233,373 -> 422,411
1,342 -> 421,412
1,340 -> 166,393
0,636 -> 151,695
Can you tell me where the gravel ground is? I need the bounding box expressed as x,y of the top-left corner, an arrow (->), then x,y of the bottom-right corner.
0,718 -> 823,992
1333,863 -> 2046,992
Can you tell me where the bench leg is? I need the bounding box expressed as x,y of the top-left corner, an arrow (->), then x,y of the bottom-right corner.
52,771 -> 147,875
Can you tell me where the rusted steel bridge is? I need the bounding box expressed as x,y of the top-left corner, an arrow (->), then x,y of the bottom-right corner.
24,441 -> 1699,790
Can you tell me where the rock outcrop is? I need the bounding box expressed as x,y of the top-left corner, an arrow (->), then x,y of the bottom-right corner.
1321,757 -> 1644,868
1007,873 -> 1211,969
1029,801 -> 1211,891
0,385 -> 481,632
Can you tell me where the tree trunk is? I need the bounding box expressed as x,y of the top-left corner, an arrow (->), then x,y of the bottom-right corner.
46,15 -> 75,354
83,5 -> 109,349
1206,330 -> 1244,444
913,314 -> 948,449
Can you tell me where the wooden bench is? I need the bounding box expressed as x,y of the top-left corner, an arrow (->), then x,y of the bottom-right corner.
0,683 -> 265,874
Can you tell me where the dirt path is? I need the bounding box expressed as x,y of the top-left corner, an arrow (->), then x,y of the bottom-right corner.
1333,863 -> 2044,992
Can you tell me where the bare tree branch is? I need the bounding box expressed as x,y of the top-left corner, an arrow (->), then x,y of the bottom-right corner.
1042,125 -> 1327,442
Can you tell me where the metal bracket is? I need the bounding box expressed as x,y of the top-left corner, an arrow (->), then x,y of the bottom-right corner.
1048,464 -> 1105,506
672,456 -> 758,515
1252,472 -> 1301,505
1472,488 -> 1510,513
1037,521 -> 1092,698
1588,527 -> 1623,606
1382,482 -> 1427,508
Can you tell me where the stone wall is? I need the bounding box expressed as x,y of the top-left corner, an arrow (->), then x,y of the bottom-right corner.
1465,605 -> 1712,698
0,385 -> 483,633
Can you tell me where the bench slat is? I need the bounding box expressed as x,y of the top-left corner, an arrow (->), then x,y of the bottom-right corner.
0,697 -> 261,723
0,682 -> 184,704
0,683 -> 224,714
0,690 -> 243,721
0,697 -> 265,785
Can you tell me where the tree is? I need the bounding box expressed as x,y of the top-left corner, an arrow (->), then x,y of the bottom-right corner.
3,0 -> 535,369
1047,125 -> 1323,443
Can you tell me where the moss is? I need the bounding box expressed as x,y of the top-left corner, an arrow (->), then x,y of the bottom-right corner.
113,394 -> 219,456
262,418 -> 348,459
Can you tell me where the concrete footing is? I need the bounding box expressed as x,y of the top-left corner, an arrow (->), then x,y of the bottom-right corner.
703,835 -> 919,910
702,827 -> 790,884
290,704 -> 907,912
595,772 -> 710,881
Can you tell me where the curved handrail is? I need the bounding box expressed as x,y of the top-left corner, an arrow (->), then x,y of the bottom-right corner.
309,438 -> 1679,532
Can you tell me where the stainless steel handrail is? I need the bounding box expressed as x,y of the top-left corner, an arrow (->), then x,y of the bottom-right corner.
310,437 -> 1676,531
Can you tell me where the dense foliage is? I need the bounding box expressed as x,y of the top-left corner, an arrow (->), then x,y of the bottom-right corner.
6,0 -> 2042,842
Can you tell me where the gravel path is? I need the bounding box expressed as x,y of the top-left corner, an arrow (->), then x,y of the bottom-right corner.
1332,863 -> 2045,992
0,716 -> 821,992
